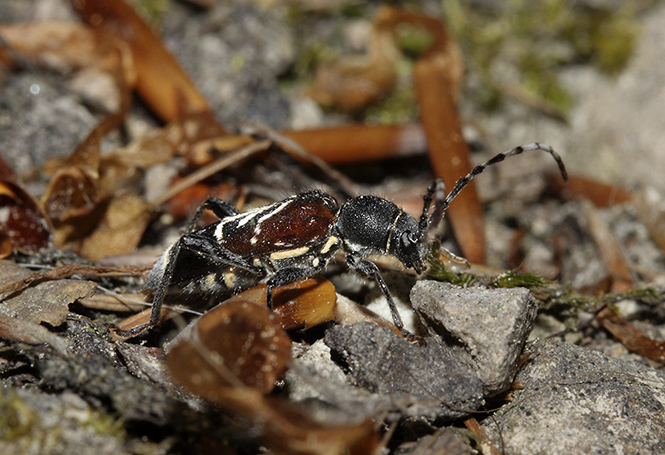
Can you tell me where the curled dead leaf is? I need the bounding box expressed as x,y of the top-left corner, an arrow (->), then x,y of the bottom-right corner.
236,277 -> 337,331
309,7 -> 401,111
597,307 -> 665,364
166,300 -> 292,394
0,158 -> 53,256
80,192 -> 152,261
42,166 -> 101,221
165,296 -> 377,455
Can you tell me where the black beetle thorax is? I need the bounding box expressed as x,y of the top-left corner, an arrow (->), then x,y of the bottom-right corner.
336,196 -> 402,256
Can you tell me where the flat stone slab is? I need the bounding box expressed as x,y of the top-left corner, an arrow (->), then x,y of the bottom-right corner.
324,322 -> 485,421
482,339 -> 665,455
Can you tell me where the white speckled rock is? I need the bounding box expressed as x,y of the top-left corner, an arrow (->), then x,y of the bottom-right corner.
411,281 -> 537,395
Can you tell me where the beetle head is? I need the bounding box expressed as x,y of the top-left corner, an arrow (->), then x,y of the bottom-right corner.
387,211 -> 426,273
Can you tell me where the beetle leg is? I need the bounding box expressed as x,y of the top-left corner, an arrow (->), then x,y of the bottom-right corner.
345,255 -> 404,330
186,197 -> 240,233
265,266 -> 324,311
346,257 -> 425,344
179,234 -> 260,272
113,232 -> 263,338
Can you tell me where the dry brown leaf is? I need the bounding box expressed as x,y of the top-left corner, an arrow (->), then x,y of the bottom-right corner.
232,277 -> 337,331
167,300 -> 292,394
0,260 -> 96,327
74,0 -> 211,121
0,22 -> 135,85
0,315 -> 68,350
42,164 -> 102,221
309,6 -> 462,112
105,111 -> 227,170
0,157 -> 53,256
547,173 -> 633,208
582,200 -> 634,292
80,192 -> 152,261
167,182 -> 238,222
464,417 -> 501,455
281,123 -> 426,165
166,298 -> 378,455
0,263 -> 145,296
597,307 -> 665,364
414,56 -> 484,264
633,187 -> 665,259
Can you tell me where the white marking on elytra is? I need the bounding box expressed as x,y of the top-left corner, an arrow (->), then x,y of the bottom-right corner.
320,235 -> 339,254
257,200 -> 292,226
236,205 -> 268,227
214,203 -> 278,239
269,246 -> 310,261
223,267 -> 236,288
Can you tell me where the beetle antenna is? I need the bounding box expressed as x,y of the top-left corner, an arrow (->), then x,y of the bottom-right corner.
439,142 -> 568,216
418,178 -> 442,240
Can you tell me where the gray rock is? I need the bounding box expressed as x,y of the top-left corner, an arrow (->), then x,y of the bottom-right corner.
411,281 -> 537,395
567,2 -> 665,192
285,340 -> 383,425
0,72 -> 100,177
324,322 -> 485,421
482,339 -> 665,455
163,1 -> 294,129
0,388 -> 132,455
395,427 -> 475,455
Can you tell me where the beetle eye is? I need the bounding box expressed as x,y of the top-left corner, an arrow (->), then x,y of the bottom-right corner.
402,232 -> 418,247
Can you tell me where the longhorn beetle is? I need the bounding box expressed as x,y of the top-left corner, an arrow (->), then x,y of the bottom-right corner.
115,143 -> 567,339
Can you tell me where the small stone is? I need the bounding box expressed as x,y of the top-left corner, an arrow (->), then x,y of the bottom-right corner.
411,281 -> 537,395
324,322 -> 484,421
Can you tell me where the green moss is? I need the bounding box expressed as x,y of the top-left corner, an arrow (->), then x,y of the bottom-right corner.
426,245 -> 477,287
396,24 -> 435,58
339,2 -> 367,19
0,390 -> 38,440
491,270 -> 551,289
592,15 -> 640,74
288,42 -> 338,86
83,410 -> 126,439
441,0 -> 648,114
130,0 -> 170,29
0,388 -> 129,449
534,285 -> 661,315
231,53 -> 246,73
364,80 -> 418,124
